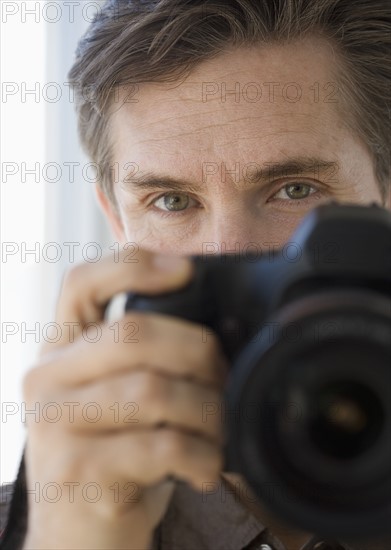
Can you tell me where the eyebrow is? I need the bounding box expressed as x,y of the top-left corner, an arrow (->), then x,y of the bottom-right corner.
120,157 -> 339,193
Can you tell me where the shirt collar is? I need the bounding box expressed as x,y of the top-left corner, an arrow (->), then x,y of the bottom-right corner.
155,476 -> 267,550
152,476 -> 391,550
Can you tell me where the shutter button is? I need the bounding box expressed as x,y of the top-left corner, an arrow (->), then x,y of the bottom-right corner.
260,545 -> 273,550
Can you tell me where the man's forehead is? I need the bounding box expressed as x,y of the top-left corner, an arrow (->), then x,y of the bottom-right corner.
114,37 -> 337,104
107,37 -> 365,197
110,40 -> 341,152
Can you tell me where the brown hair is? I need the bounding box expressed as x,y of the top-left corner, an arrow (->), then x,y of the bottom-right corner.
68,0 -> 390,205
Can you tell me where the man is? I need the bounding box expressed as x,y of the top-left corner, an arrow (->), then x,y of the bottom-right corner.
1,0 -> 390,548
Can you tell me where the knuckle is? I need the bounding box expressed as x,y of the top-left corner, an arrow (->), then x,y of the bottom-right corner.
95,498 -> 132,522
204,329 -> 220,351
62,263 -> 89,293
160,430 -> 188,461
120,312 -> 148,339
22,364 -> 45,401
200,330 -> 222,360
207,449 -> 223,475
133,371 -> 163,405
133,432 -> 153,459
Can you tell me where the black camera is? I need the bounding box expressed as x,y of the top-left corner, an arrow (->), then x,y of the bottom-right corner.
123,203 -> 391,539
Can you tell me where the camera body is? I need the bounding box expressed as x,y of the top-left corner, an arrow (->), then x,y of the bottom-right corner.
124,203 -> 391,538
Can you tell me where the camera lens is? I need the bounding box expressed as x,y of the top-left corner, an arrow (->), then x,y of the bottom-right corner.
226,289 -> 391,537
309,380 -> 384,460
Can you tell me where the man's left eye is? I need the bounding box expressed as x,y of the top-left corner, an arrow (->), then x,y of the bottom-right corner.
273,182 -> 317,200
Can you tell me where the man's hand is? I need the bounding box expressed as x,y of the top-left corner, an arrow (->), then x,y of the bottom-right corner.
22,249 -> 227,549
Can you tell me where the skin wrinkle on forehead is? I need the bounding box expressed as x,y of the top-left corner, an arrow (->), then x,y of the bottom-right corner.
100,40 -> 383,257
122,126 -> 318,149
112,106 -> 352,171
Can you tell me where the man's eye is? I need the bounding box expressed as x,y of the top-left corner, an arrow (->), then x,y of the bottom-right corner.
273,182 -> 317,200
153,192 -> 195,212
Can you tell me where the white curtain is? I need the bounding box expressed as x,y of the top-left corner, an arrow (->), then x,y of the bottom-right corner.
1,0 -> 111,483
44,0 -> 111,318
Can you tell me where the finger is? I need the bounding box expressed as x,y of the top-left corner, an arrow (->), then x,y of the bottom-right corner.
88,427 -> 223,492
31,313 -> 228,390
40,248 -> 193,354
57,370 -> 224,443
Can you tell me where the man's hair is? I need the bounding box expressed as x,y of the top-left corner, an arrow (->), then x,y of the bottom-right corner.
68,0 -> 390,205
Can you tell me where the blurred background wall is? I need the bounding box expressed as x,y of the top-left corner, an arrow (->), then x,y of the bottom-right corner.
1,0 -> 112,483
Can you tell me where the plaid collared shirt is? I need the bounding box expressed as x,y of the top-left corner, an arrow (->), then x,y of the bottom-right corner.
1,457 -> 390,550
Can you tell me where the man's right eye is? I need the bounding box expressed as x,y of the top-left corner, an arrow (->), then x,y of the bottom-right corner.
152,192 -> 198,213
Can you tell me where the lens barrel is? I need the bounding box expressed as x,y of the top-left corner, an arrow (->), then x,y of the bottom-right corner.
226,289 -> 391,537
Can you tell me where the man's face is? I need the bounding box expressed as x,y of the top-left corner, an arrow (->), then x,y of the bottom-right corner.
98,38 -> 389,252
